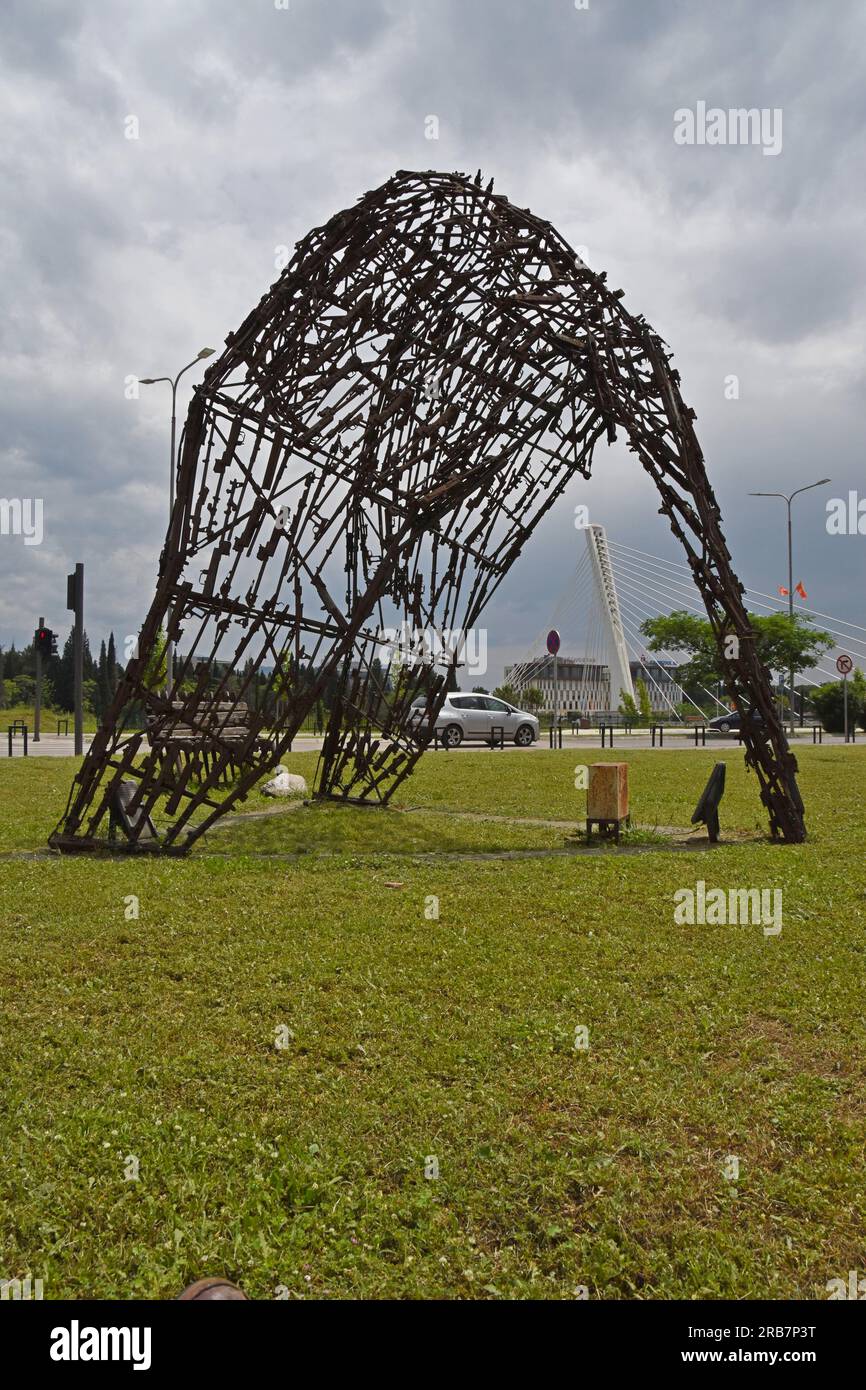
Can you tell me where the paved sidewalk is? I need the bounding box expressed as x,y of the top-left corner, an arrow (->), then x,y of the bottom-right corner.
2,729 -> 855,761
3,732 -> 93,758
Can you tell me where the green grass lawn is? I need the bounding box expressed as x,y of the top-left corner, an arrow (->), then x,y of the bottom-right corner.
1,746 -> 864,1299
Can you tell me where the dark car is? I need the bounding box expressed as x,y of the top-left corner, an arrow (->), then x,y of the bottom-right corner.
708,708 -> 766,735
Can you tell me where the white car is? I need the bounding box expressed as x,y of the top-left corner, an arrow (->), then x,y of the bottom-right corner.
410,693 -> 540,747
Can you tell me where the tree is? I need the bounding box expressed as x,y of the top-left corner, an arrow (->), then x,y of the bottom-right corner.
4,642 -> 23,679
523,686 -> 544,713
636,677 -> 652,724
51,627 -> 98,710
270,648 -> 295,707
811,668 -> 866,733
618,689 -> 638,719
141,627 -> 167,692
472,685 -> 489,695
0,647 -> 6,709
82,631 -> 95,681
92,640 -> 109,722
493,682 -> 519,705
13,674 -> 35,704
97,670 -> 113,722
53,630 -> 75,711
368,655 -> 389,722
640,610 -> 833,691
106,632 -> 119,694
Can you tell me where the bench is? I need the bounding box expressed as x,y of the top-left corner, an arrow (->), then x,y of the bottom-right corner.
147,699 -> 272,783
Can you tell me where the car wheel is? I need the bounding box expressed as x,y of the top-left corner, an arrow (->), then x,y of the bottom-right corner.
718,721 -> 731,734
514,724 -> 534,747
442,724 -> 463,748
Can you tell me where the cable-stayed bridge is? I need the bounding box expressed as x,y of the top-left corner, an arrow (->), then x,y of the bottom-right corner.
507,525 -> 865,720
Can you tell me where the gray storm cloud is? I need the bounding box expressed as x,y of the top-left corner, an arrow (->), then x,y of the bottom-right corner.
1,0 -> 863,682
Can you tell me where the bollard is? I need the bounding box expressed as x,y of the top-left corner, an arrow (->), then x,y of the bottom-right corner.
586,762 -> 629,843
8,723 -> 28,757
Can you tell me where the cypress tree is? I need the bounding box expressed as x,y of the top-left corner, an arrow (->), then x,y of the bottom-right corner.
106,632 -> 118,694
54,630 -> 75,711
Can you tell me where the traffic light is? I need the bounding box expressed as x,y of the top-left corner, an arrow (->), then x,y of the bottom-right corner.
34,627 -> 57,658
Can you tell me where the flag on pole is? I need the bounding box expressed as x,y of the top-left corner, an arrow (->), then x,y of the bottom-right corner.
795,581 -> 807,599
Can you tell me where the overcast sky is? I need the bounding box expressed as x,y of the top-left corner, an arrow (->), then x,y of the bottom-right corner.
2,0 -> 864,684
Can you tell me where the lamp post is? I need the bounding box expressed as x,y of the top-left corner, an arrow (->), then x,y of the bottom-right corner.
749,478 -> 830,737
140,348 -> 215,692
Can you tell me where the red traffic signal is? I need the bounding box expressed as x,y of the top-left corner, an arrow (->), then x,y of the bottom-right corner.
34,627 -> 57,658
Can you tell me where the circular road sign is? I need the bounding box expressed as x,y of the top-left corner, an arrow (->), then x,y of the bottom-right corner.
546,629 -> 561,656
836,653 -> 854,676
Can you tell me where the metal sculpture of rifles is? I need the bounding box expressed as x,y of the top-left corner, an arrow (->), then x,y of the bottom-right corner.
49,169 -> 806,853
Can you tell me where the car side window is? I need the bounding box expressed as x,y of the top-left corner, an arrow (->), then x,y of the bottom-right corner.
451,696 -> 479,710
482,698 -> 508,712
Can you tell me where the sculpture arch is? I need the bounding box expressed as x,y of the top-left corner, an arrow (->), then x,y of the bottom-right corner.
50,169 -> 805,852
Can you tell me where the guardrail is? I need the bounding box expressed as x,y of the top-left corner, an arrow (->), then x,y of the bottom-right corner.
649,723 -> 708,746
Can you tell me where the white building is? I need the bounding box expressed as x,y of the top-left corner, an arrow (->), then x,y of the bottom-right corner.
505,654 -> 683,715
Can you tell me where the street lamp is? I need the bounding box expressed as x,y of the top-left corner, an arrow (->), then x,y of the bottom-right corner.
749,478 -> 831,737
141,347 -> 215,691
